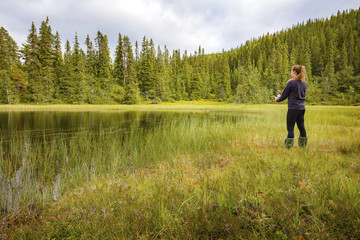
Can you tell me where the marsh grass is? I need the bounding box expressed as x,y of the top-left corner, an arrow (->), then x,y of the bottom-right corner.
1,104 -> 360,239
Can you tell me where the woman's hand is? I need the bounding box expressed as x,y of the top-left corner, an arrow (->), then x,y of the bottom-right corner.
275,90 -> 282,101
275,90 -> 281,101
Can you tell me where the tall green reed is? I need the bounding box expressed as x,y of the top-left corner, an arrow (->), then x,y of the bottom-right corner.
0,111 -> 246,215
2,105 -> 360,239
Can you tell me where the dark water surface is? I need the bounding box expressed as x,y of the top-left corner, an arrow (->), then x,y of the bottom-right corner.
0,111 -> 180,136
0,110 -> 241,213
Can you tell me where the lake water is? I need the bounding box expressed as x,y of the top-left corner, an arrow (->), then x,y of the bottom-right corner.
0,110 -> 241,213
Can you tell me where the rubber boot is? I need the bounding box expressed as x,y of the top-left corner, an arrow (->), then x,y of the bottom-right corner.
298,137 -> 308,148
285,138 -> 294,149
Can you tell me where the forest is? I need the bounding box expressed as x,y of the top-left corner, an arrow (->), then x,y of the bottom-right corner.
0,8 -> 359,105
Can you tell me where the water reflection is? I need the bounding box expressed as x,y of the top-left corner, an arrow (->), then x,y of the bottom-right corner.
0,110 -> 241,213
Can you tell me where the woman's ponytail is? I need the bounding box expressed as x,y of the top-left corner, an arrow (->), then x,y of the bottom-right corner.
292,65 -> 307,82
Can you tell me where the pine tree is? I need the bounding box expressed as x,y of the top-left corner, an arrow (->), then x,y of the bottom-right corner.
134,41 -> 139,63
10,64 -> 28,102
217,54 -> 231,101
138,36 -> 151,98
38,17 -> 54,101
72,33 -> 86,102
182,51 -> 193,98
123,35 -> 140,104
170,49 -> 185,100
53,31 -> 63,100
160,45 -> 171,101
113,33 -> 125,86
22,22 -> 41,102
0,27 -> 22,103
322,29 -> 336,101
190,70 -> 202,100
84,34 -> 97,102
154,45 -> 163,101
303,43 -> 312,82
85,34 -> 96,77
95,31 -> 111,94
59,40 -> 73,102
235,66 -> 250,103
149,39 -> 156,97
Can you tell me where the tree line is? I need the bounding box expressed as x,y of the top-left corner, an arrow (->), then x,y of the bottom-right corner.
0,8 -> 359,105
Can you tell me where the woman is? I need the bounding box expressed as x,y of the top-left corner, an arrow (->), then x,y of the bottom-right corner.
275,65 -> 308,148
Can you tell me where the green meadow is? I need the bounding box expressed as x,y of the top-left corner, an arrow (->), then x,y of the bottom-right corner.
1,104 -> 359,239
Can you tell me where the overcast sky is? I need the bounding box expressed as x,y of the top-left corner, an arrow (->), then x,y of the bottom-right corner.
0,0 -> 359,55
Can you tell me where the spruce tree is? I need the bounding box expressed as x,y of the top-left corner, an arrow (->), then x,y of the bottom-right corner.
160,45 -> 171,101
148,39 -> 156,98
138,36 -> 156,99
190,70 -> 202,100
154,45 -> 163,101
114,33 -> 125,86
22,22 -> 41,102
72,33 -> 86,102
95,31 -> 111,93
59,40 -> 73,102
38,17 -> 54,101
170,49 -> 185,100
53,31 -> 63,100
217,54 -> 231,101
0,27 -> 21,103
322,31 -> 336,101
123,35 -> 140,104
85,34 -> 97,77
182,51 -> 193,99
84,34 -> 97,102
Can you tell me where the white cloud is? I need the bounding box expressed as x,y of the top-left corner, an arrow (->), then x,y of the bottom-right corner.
0,0 -> 359,55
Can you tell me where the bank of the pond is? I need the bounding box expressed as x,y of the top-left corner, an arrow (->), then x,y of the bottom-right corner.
0,102 -> 287,112
3,141 -> 360,239
1,105 -> 359,239
0,101 -> 225,111
0,102 -> 358,112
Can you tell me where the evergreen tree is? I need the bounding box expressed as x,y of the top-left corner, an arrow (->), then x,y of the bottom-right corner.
170,49 -> 185,100
159,45 -> 171,101
149,39 -> 156,97
190,70 -> 202,100
95,31 -> 111,90
59,40 -> 73,102
235,66 -> 250,103
85,34 -> 97,77
72,33 -> 86,102
135,41 -> 139,64
182,51 -> 193,98
113,33 -> 125,86
216,54 -> 231,101
322,29 -> 336,101
84,34 -> 97,102
0,27 -> 23,103
22,22 -> 41,102
53,31 -> 63,100
123,35 -> 140,104
38,17 -> 55,101
154,45 -> 163,101
138,36 -> 149,96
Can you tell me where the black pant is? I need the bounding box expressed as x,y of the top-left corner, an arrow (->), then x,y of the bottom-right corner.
287,109 -> 306,138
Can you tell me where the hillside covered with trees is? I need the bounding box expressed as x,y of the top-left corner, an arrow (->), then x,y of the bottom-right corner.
0,8 -> 359,104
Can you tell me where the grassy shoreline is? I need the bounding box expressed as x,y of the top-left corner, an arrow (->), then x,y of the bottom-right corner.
1,104 -> 359,239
